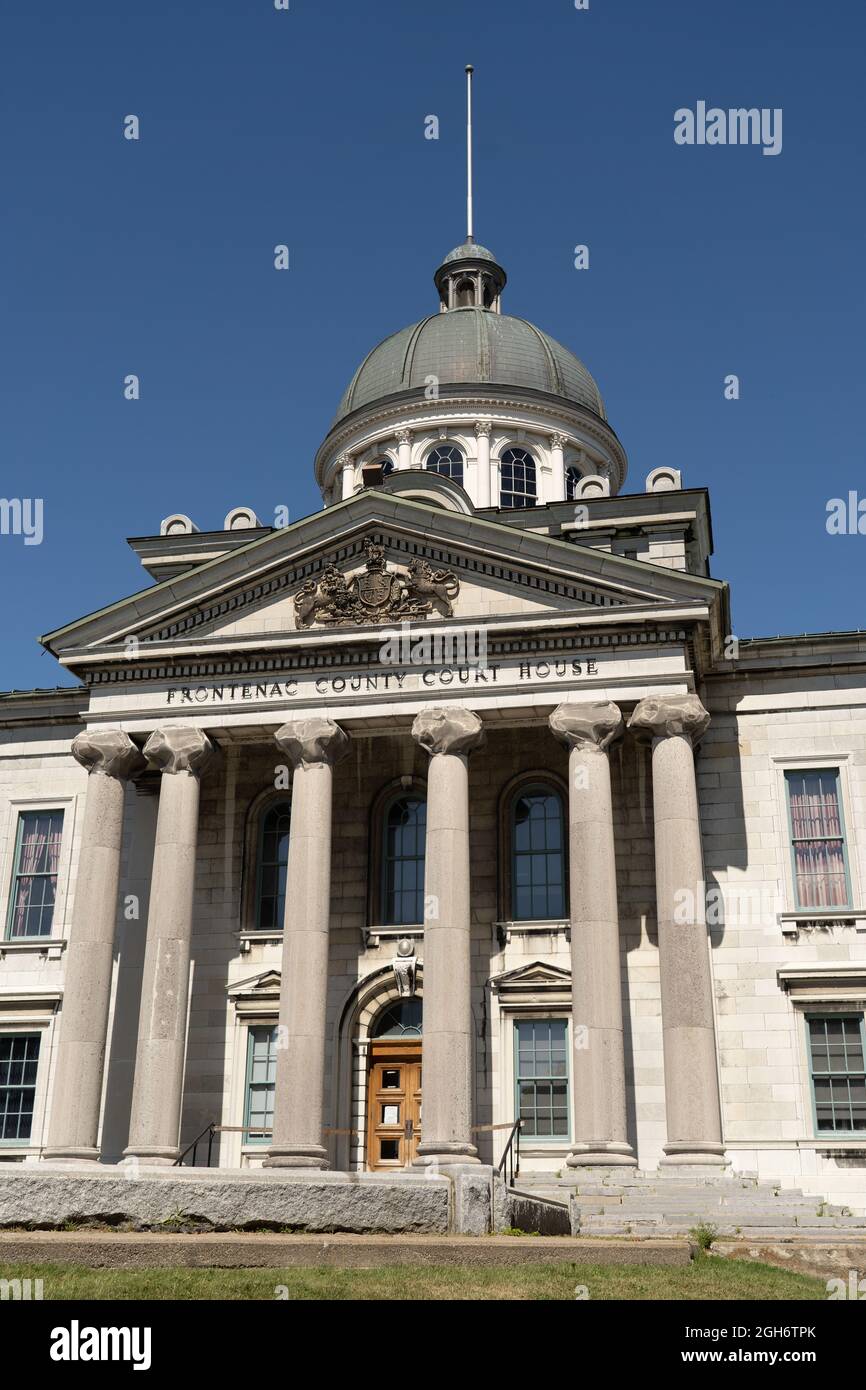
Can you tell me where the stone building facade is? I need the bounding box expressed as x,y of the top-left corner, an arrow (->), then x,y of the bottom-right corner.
1,240 -> 864,1210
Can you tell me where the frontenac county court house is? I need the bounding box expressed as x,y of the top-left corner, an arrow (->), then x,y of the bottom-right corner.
1,240 -> 865,1210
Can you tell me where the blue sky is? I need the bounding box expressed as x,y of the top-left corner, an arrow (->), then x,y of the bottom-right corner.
0,0 -> 863,690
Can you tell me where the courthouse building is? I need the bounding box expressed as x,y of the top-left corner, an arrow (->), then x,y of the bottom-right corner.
1,237 -> 865,1210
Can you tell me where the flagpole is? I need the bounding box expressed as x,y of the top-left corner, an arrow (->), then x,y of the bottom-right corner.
466,64 -> 474,243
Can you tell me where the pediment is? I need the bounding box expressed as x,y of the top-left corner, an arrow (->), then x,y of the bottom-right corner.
142,534 -> 641,645
227,970 -> 281,1000
490,961 -> 572,994
42,490 -> 722,666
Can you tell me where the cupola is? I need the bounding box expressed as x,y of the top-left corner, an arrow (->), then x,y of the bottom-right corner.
433,241 -> 507,313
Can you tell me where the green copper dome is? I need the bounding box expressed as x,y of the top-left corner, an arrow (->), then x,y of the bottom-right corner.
441,240 -> 500,266
333,307 -> 606,425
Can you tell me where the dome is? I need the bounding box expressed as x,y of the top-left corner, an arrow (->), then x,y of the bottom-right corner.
333,307 -> 606,425
440,241 -> 500,267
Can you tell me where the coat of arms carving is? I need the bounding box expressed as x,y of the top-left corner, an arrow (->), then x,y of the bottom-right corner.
294,539 -> 460,628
